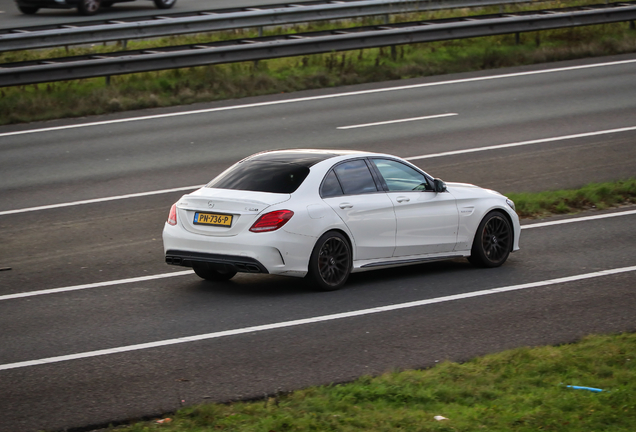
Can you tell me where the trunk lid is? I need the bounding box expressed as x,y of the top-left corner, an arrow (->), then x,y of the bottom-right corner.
176,188 -> 291,237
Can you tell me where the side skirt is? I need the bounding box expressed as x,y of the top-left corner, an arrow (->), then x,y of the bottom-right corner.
352,252 -> 470,273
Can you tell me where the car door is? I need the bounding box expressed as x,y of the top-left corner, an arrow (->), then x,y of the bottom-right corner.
320,159 -> 396,260
369,158 -> 459,257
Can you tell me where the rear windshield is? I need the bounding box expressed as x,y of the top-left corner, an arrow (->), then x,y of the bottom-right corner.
207,161 -> 310,194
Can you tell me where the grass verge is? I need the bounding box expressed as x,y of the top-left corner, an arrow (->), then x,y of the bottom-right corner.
115,332 -> 636,431
1,1 -> 635,125
507,178 -> 636,218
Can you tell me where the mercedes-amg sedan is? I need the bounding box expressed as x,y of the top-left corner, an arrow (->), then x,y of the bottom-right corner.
163,149 -> 520,290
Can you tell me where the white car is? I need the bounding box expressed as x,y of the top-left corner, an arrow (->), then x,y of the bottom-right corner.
163,149 -> 520,290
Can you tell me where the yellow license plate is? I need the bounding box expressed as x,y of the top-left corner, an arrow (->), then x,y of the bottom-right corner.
194,212 -> 233,227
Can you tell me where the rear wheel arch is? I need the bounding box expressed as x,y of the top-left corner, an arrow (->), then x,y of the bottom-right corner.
307,229 -> 353,291
321,228 -> 353,254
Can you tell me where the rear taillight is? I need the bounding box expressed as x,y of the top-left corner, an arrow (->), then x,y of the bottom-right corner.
167,203 -> 177,226
249,210 -> 294,233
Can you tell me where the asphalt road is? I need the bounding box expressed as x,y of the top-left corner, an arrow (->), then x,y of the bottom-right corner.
0,0 -> 317,29
0,54 -> 635,431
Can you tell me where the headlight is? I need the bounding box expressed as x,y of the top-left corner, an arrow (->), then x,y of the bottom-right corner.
506,198 -> 516,211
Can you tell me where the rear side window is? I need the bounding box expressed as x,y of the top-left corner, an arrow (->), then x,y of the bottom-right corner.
333,160 -> 378,195
320,170 -> 344,198
207,161 -> 310,194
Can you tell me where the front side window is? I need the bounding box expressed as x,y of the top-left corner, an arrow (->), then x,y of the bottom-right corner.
333,160 -> 379,195
371,159 -> 431,192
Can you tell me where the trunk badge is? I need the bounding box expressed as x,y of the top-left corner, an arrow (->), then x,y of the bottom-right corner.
207,201 -> 215,208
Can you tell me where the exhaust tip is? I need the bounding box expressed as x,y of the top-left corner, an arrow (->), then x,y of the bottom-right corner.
166,256 -> 182,265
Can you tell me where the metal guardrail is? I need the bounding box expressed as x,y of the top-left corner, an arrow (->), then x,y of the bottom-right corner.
1,2 -> 635,87
0,0 -> 529,52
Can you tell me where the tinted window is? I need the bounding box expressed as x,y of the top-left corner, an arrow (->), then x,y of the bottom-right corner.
333,160 -> 378,195
207,161 -> 310,193
321,170 -> 343,198
371,159 -> 431,191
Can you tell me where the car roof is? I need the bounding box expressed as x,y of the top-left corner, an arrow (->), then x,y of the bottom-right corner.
241,149 -> 370,167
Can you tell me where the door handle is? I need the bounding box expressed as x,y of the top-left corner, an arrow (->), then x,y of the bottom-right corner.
339,203 -> 353,209
396,196 -> 410,203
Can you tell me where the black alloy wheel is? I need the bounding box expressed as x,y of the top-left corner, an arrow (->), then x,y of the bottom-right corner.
154,0 -> 176,9
193,263 -> 237,281
78,0 -> 101,15
469,211 -> 512,268
18,5 -> 39,13
309,231 -> 352,291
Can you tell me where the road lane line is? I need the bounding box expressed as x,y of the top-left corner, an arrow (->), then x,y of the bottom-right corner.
337,113 -> 458,129
521,209 -> 636,229
4,124 -> 636,216
1,58 -> 635,139
405,126 -> 636,161
2,208 -> 635,303
2,265 -> 635,371
0,270 -> 193,301
0,185 -> 204,216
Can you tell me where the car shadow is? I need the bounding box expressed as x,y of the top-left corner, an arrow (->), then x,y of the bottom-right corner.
181,257 -> 495,298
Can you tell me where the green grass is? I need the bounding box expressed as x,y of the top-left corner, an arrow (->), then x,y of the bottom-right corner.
507,179 -> 636,218
0,0 -> 635,125
110,332 -> 636,431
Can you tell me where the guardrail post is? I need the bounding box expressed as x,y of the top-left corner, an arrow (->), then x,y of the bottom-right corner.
630,20 -> 635,30
106,75 -> 111,86
258,26 -> 263,37
515,32 -> 520,44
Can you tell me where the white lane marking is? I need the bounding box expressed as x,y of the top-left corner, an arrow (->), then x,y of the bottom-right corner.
1,208 -> 635,303
521,209 -> 636,229
1,58 -> 635,139
4,124 -> 636,217
1,265 -> 635,371
405,126 -> 636,161
337,113 -> 458,129
0,185 -> 204,216
0,270 -> 193,301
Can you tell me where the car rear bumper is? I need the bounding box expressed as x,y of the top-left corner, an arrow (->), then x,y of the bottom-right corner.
165,250 -> 268,274
162,222 -> 314,277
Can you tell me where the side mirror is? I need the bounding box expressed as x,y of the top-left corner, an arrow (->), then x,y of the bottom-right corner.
433,178 -> 447,193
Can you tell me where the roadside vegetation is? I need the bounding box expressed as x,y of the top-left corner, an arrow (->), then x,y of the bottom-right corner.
507,178 -> 636,218
1,0 -> 635,125
110,332 -> 636,431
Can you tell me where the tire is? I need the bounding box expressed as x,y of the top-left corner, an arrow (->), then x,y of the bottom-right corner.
308,231 -> 352,291
193,263 -> 237,282
18,5 -> 39,14
77,0 -> 101,15
102,1 -> 114,6
468,211 -> 512,268
154,0 -> 176,9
